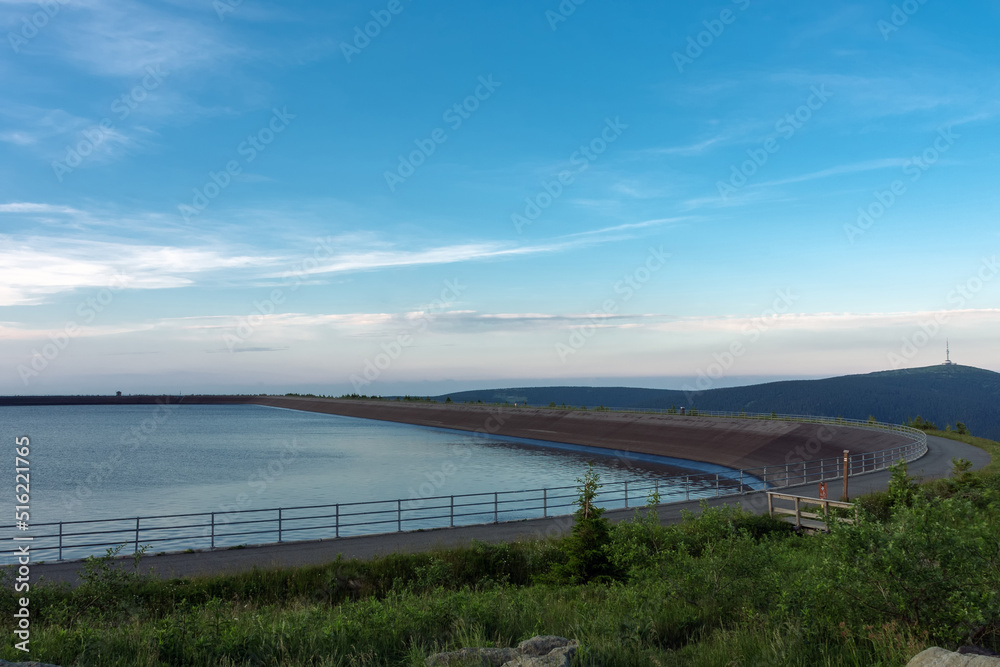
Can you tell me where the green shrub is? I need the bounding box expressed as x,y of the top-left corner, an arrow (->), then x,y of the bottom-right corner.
820,494 -> 1000,646
548,464 -> 617,584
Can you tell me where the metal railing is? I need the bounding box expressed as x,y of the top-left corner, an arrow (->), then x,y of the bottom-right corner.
2,412 -> 926,563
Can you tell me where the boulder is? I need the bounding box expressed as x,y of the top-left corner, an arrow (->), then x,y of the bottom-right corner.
426,635 -> 579,667
501,646 -> 574,667
907,647 -> 1000,666
516,636 -> 576,656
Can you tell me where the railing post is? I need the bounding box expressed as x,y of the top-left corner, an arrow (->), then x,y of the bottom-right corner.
543,488 -> 548,517
278,508 -> 283,543
58,521 -> 63,561
493,492 -> 498,523
335,504 -> 339,538
795,497 -> 801,528
739,470 -> 744,492
685,476 -> 689,501
624,481 -> 629,508
767,492 -> 773,517
450,495 -> 454,527
397,500 -> 402,532
715,474 -> 720,497
211,512 -> 215,549
784,464 -> 789,486
842,450 -> 850,502
134,517 -> 140,554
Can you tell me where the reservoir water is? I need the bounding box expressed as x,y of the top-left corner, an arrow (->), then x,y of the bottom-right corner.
1,404 -> 737,560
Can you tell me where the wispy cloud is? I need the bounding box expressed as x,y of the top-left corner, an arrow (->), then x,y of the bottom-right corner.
0,103 -> 137,162
564,217 -> 688,239
753,158 -> 907,188
648,309 -> 1000,334
288,220 -> 674,279
0,202 -> 82,214
0,236 -> 280,306
22,0 -> 242,78
646,135 -> 728,157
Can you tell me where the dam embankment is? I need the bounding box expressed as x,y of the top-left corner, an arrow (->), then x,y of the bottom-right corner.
0,395 -> 910,470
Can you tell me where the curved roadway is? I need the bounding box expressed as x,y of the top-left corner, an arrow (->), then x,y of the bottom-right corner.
27,434 -> 989,587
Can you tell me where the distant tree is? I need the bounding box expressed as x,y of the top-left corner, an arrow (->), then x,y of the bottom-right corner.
907,416 -> 939,431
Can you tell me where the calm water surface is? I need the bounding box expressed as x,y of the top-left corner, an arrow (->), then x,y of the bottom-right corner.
1,404 -> 729,559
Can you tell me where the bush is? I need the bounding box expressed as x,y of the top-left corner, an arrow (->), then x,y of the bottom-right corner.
820,494 -> 1000,646
549,464 -> 617,584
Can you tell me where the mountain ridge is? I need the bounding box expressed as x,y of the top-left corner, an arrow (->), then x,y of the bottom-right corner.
430,364 -> 1000,441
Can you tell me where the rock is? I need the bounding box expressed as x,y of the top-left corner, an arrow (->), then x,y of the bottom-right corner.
906,647 -> 1000,666
516,636 -> 575,656
501,646 -> 574,667
426,635 -> 580,667
425,646 -> 520,666
504,637 -> 578,667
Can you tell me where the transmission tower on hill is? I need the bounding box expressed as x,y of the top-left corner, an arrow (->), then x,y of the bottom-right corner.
942,339 -> 954,365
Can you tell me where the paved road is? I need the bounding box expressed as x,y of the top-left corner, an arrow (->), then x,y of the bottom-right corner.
26,435 -> 989,587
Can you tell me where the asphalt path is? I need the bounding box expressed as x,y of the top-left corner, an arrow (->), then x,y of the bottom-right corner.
25,434 -> 989,587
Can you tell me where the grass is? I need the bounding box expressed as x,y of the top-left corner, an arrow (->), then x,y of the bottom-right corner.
3,437 -> 997,666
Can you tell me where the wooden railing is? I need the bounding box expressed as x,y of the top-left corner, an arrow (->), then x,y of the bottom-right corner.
767,492 -> 855,529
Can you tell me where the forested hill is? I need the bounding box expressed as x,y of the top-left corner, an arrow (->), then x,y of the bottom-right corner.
432,364 -> 1000,441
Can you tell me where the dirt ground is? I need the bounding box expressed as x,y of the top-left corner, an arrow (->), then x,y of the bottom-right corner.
246,397 -> 910,470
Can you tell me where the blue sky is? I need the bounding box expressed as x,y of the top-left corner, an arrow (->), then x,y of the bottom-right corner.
1,0 -> 998,396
